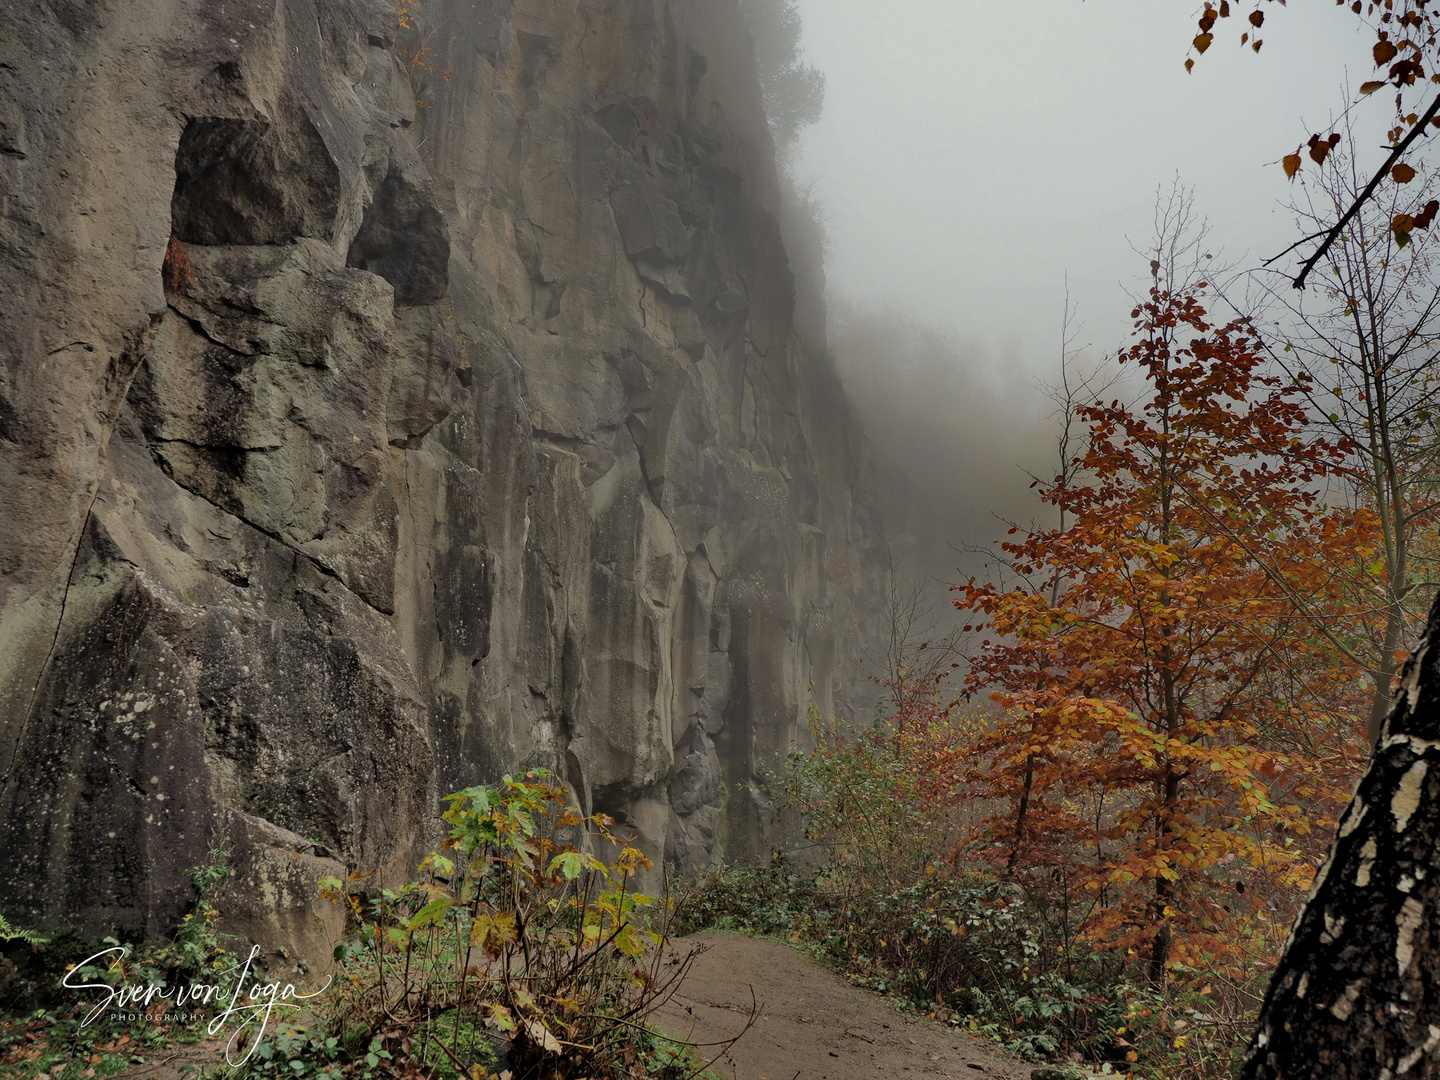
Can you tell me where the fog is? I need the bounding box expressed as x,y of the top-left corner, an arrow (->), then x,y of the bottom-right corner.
827,299 -> 1058,589
774,0 -> 1393,590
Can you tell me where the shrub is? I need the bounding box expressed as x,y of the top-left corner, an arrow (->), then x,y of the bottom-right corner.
683,677 -> 1274,1079
314,770 -> 717,1080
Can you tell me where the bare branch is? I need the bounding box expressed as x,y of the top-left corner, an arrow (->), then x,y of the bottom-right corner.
1288,92 -> 1440,290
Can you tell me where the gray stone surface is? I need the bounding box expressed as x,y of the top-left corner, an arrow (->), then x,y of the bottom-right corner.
0,0 -> 887,960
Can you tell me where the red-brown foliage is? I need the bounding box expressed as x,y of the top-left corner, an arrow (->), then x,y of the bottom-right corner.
954,284 -> 1379,981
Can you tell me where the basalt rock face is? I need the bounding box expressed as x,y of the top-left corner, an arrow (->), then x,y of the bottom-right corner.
0,0 -> 885,955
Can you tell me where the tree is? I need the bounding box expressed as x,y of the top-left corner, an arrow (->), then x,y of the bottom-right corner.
738,0 -> 825,161
1190,1 -> 1440,284
786,568 -> 973,893
956,268 -> 1377,982
868,563 -> 965,737
1251,122 -> 1440,743
1173,8 -> 1440,1068
994,282 -> 1116,874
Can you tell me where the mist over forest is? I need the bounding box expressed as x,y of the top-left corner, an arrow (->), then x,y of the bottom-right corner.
740,4 -> 1440,1069
742,0 -> 1111,624
738,0 -> 1093,721
744,0 -> 1402,630
827,299 -> 1057,582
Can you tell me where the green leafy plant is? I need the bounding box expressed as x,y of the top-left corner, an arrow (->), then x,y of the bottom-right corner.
0,917 -> 49,949
0,849 -> 238,1078
317,770 -> 733,1079
418,1009 -> 497,1079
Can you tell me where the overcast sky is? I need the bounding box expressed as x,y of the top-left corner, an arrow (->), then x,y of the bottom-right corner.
792,0 -> 1384,380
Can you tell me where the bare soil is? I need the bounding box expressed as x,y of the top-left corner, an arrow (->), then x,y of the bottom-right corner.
653,933 -> 1033,1080
104,933 -> 1037,1080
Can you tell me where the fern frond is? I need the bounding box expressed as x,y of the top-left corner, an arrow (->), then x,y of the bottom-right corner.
0,913 -> 49,946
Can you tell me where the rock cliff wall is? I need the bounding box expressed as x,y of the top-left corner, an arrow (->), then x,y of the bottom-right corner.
0,0 -> 885,953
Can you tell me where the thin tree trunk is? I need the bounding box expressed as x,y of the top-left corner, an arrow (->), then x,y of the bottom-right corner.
1370,598 -> 1407,745
1241,589 -> 1440,1078
1150,763 -> 1181,985
1007,752 -> 1035,873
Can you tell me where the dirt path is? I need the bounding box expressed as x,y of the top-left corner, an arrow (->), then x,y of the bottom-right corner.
104,934 -> 1036,1080
653,934 -> 1035,1080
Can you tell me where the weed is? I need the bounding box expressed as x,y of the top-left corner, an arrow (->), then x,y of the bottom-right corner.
310,770 -> 733,1079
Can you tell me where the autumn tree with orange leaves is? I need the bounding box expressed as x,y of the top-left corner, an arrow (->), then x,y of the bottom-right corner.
955,271 -> 1380,984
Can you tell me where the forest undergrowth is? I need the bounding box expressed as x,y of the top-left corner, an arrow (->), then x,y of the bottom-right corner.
679,714 -> 1275,1080
0,774 -> 726,1080
679,220 -> 1440,1078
